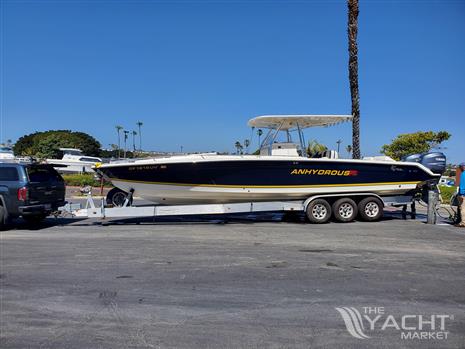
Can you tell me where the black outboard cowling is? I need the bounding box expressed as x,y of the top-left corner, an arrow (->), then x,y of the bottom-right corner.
403,152 -> 446,175
420,152 -> 446,174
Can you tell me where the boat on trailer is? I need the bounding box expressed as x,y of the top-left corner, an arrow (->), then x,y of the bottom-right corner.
95,115 -> 445,215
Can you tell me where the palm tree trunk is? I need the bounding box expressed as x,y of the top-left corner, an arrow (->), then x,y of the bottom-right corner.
117,130 -> 121,158
348,0 -> 361,159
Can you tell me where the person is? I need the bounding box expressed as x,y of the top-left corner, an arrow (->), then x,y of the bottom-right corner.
457,163 -> 465,227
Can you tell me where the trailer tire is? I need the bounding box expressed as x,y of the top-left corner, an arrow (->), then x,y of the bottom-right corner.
306,199 -> 332,224
106,188 -> 133,207
332,198 -> 357,222
358,197 -> 383,221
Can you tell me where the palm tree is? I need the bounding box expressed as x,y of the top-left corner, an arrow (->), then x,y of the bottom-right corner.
346,144 -> 353,158
115,125 -> 123,158
336,139 -> 342,153
123,130 -> 129,158
307,139 -> 328,158
348,0 -> 361,159
257,129 -> 263,147
132,130 -> 137,153
234,141 -> 243,155
109,143 -> 118,158
136,121 -> 143,151
244,139 -> 250,154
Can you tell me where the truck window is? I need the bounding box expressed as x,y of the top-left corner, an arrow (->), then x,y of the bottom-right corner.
0,167 -> 19,181
27,167 -> 63,182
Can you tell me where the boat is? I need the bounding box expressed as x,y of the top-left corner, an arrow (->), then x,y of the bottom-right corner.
95,115 -> 445,205
46,148 -> 102,173
0,146 -> 15,161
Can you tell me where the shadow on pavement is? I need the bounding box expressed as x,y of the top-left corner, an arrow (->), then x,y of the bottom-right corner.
3,208 -> 458,229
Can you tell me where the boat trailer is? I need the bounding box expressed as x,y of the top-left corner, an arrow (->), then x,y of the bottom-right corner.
61,191 -> 417,221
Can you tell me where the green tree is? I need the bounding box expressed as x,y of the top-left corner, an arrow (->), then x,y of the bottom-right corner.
123,130 -> 129,158
35,135 -> 72,159
380,131 -> 451,160
13,130 -> 101,158
115,125 -> 123,158
348,0 -> 361,159
307,140 -> 328,157
132,130 -> 137,153
346,144 -> 353,158
69,131 -> 102,156
13,132 -> 37,155
136,121 -> 143,151
234,141 -> 243,155
257,129 -> 263,146
244,139 -> 250,153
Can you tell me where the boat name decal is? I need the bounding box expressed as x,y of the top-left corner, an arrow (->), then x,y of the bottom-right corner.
128,165 -> 159,170
290,169 -> 359,176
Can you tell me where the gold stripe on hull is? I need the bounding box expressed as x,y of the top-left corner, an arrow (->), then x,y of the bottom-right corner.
110,178 -> 421,189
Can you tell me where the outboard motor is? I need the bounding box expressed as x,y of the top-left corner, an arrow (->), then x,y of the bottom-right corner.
412,152 -> 446,205
403,152 -> 446,175
420,152 -> 446,175
403,153 -> 422,163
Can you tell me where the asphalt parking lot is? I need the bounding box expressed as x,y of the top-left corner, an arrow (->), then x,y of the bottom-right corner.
1,214 -> 465,348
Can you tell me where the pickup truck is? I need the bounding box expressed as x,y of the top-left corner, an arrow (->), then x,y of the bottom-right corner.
0,163 -> 66,228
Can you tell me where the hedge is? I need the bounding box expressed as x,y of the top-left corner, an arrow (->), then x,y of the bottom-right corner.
62,173 -> 112,187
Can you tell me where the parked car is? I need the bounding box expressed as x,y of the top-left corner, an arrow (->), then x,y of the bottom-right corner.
0,163 -> 66,228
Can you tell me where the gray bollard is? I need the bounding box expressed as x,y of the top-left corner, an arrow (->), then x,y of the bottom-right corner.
427,190 -> 438,224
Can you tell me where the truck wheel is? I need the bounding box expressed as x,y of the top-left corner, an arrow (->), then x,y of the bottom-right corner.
332,198 -> 357,222
306,199 -> 332,224
106,187 -> 133,207
358,197 -> 383,221
23,213 -> 47,226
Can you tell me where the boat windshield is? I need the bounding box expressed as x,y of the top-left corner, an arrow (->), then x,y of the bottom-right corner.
63,150 -> 83,156
259,122 -> 307,157
249,115 -> 353,157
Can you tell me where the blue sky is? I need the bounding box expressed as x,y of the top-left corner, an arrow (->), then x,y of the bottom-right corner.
1,0 -> 464,162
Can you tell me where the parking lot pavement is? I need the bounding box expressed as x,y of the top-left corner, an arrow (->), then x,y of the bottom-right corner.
1,218 -> 465,349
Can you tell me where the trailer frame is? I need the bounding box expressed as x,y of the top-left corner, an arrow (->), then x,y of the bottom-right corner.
60,191 -> 416,221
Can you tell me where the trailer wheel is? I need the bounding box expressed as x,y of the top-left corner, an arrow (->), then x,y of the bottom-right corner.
358,197 -> 383,221
332,198 -> 357,222
306,199 -> 332,224
106,187 -> 133,207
